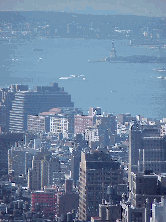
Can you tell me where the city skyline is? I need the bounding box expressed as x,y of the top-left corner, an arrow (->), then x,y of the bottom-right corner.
0,7 -> 166,221
0,0 -> 166,17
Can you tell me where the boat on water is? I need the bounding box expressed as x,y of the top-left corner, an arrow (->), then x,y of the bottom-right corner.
33,48 -> 43,51
59,77 -> 72,80
157,76 -> 166,79
70,75 -> 77,77
153,68 -> 166,72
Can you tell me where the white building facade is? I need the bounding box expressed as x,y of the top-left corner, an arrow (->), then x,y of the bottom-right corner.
50,116 -> 68,138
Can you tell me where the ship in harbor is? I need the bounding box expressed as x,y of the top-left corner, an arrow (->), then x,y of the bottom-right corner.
153,67 -> 166,72
106,41 -> 166,63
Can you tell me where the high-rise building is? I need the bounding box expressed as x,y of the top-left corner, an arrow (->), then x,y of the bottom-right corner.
9,83 -> 74,132
57,179 -> 79,217
128,121 -> 142,191
0,133 -> 23,177
151,197 -> 166,222
0,84 -> 28,132
78,151 -> 123,221
130,172 -> 160,208
28,149 -> 60,190
28,149 -> 51,190
71,146 -> 82,185
122,171 -> 164,222
128,122 -> 166,192
8,149 -> 26,177
138,136 -> 166,174
121,200 -> 145,222
0,104 -> 7,132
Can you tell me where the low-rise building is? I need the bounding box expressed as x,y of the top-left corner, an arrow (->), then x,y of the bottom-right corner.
27,115 -> 50,133
31,188 -> 57,219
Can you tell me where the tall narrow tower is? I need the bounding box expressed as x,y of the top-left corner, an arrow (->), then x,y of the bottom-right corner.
128,121 -> 142,192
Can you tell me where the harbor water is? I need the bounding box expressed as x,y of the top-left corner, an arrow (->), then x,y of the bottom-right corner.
0,37 -> 166,119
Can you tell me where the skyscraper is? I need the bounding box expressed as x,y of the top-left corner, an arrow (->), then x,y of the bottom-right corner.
78,151 -> 123,221
8,149 -> 26,176
0,133 -> 23,177
128,121 -> 142,191
28,149 -> 60,190
128,121 -> 166,192
0,84 -> 28,132
71,146 -> 82,185
9,83 -> 74,132
131,172 -> 162,208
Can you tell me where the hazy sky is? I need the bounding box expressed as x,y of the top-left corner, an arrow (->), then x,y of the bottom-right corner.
0,0 -> 166,17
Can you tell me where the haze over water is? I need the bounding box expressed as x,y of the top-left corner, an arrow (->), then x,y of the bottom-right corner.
0,37 -> 166,119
